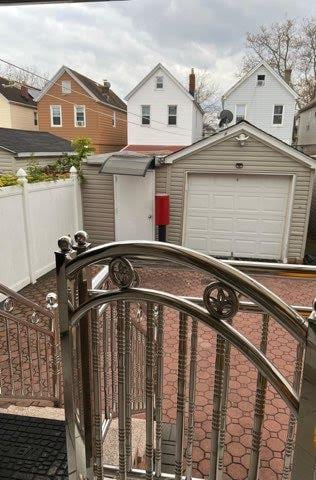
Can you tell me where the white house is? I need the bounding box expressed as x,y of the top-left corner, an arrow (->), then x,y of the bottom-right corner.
222,62 -> 297,144
124,63 -> 204,154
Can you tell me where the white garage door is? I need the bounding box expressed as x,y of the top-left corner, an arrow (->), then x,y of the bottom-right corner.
184,174 -> 291,260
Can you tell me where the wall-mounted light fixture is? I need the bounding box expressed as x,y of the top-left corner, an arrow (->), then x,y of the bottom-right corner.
235,133 -> 249,146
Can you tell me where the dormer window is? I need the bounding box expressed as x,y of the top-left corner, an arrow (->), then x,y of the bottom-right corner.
257,75 -> 265,86
156,76 -> 164,89
61,80 -> 71,94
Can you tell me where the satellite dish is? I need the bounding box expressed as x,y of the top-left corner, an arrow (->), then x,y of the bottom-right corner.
219,110 -> 233,128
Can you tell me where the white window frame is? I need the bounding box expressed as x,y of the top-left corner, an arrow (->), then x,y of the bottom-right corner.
61,80 -> 71,94
33,111 -> 38,126
235,104 -> 247,123
50,105 -> 62,127
112,111 -> 116,128
168,105 -> 177,126
141,105 -> 151,126
156,76 -> 164,89
272,104 -> 284,126
74,105 -> 86,127
257,74 -> 266,87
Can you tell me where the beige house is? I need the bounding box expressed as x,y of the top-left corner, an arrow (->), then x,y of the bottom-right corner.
0,77 -> 39,131
82,121 -> 316,263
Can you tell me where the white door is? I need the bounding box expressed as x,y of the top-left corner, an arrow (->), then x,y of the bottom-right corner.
184,174 -> 291,260
114,171 -> 155,241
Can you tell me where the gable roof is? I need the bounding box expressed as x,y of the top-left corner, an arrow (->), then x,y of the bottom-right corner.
125,63 -> 204,114
222,61 -> 298,101
0,127 -> 73,157
0,76 -> 37,108
37,66 -> 126,112
298,96 -> 316,114
164,120 -> 315,169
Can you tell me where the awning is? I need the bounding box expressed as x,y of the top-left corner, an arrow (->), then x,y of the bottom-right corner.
96,151 -> 155,176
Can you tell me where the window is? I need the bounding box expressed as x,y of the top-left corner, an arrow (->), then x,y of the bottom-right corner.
141,105 -> 150,125
112,111 -> 116,127
168,105 -> 177,125
156,76 -> 164,89
74,105 -> 86,127
235,104 -> 246,122
50,105 -> 62,127
273,105 -> 284,125
257,74 -> 265,86
61,80 -> 71,94
33,111 -> 38,126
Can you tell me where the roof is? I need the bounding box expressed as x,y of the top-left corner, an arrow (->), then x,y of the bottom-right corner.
222,61 -> 298,101
37,66 -> 126,111
164,120 -> 316,169
0,127 -> 73,156
98,151 -> 154,176
298,97 -> 316,114
0,76 -> 37,107
122,144 -> 185,155
124,63 -> 204,114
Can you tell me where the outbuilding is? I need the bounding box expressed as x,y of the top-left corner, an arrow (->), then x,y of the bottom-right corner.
82,121 -> 315,263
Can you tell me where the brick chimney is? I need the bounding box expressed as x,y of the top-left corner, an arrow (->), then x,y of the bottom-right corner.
284,68 -> 292,85
20,84 -> 30,100
189,68 -> 196,97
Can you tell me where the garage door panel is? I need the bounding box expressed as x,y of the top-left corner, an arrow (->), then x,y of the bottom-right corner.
184,174 -> 291,260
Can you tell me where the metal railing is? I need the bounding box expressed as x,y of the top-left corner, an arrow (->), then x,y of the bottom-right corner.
55,234 -> 316,480
0,283 -> 61,405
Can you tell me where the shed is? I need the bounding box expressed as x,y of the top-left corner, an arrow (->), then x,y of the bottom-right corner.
0,127 -> 73,172
82,121 -> 316,263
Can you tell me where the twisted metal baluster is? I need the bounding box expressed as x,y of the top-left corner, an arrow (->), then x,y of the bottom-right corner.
248,313 -> 270,480
209,334 -> 226,480
175,313 -> 188,480
125,301 -> 133,472
117,300 -> 127,480
155,305 -> 164,478
281,342 -> 304,480
186,318 -> 198,480
146,302 -> 155,480
103,307 -> 111,420
91,308 -> 103,480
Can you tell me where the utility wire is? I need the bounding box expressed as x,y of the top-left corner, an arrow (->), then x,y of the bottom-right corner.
0,57 -> 199,136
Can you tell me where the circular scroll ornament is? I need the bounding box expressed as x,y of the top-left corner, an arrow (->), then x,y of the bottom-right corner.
3,297 -> 14,312
109,257 -> 135,289
203,281 -> 239,320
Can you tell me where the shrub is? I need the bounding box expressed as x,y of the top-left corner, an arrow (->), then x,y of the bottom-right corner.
0,172 -> 18,187
54,136 -> 94,175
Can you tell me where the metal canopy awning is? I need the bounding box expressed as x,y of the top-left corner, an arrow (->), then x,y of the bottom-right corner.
97,151 -> 155,176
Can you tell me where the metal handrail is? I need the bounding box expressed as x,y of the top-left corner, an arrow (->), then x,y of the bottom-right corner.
0,282 -> 53,319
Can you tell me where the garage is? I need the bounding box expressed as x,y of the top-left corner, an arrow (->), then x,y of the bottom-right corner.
184,173 -> 291,259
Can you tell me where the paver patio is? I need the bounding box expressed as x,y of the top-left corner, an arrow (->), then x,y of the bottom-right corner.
1,265 -> 314,480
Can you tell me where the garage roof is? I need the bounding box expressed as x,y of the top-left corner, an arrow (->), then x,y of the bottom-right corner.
164,121 -> 316,169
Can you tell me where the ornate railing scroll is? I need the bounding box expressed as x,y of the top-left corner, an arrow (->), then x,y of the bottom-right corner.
56,237 -> 315,480
0,283 -> 61,405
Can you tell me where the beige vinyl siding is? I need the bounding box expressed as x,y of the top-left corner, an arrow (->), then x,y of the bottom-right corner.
10,104 -> 38,131
165,134 -> 313,262
82,162 -> 115,245
0,149 -> 14,172
0,96 -> 12,128
155,165 -> 168,193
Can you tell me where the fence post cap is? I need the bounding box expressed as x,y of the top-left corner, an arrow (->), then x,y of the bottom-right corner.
70,166 -> 77,175
16,168 -> 27,184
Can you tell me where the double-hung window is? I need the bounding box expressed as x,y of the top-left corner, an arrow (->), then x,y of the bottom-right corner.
156,76 -> 164,89
50,105 -> 62,127
112,111 -> 116,127
33,111 -> 38,126
141,105 -> 151,125
61,80 -> 71,94
235,104 -> 246,123
74,105 -> 86,127
168,105 -> 177,125
257,74 -> 265,86
273,105 -> 284,125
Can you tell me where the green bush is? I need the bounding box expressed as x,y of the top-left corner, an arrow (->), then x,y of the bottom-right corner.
0,172 -> 18,187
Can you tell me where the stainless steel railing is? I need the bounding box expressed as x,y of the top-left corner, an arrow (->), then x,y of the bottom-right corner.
55,235 -> 316,480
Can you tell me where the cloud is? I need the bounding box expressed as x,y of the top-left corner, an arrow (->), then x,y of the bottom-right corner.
0,0 -> 315,99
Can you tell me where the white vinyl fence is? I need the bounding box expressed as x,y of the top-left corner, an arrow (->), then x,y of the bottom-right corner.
0,167 -> 82,291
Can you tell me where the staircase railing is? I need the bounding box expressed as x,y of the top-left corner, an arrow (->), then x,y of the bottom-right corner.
55,234 -> 316,480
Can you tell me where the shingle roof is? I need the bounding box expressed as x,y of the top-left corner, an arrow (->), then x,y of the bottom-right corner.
0,77 -> 37,107
0,127 -> 73,154
298,97 -> 316,114
67,68 -> 127,111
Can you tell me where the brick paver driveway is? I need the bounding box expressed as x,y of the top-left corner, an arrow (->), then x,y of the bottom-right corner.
1,266 -> 315,480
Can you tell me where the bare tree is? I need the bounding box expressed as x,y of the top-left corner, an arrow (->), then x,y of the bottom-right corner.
239,17 -> 316,107
194,69 -> 221,127
0,63 -> 49,89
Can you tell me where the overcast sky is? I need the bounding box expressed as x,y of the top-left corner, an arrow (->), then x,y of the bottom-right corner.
0,0 -> 315,99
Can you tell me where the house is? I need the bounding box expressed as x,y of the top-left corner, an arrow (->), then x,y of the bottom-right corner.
81,121 -> 315,263
0,127 -> 73,172
0,77 -> 39,131
222,62 -> 297,144
123,64 -> 204,154
295,94 -> 316,156
37,66 -> 127,154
